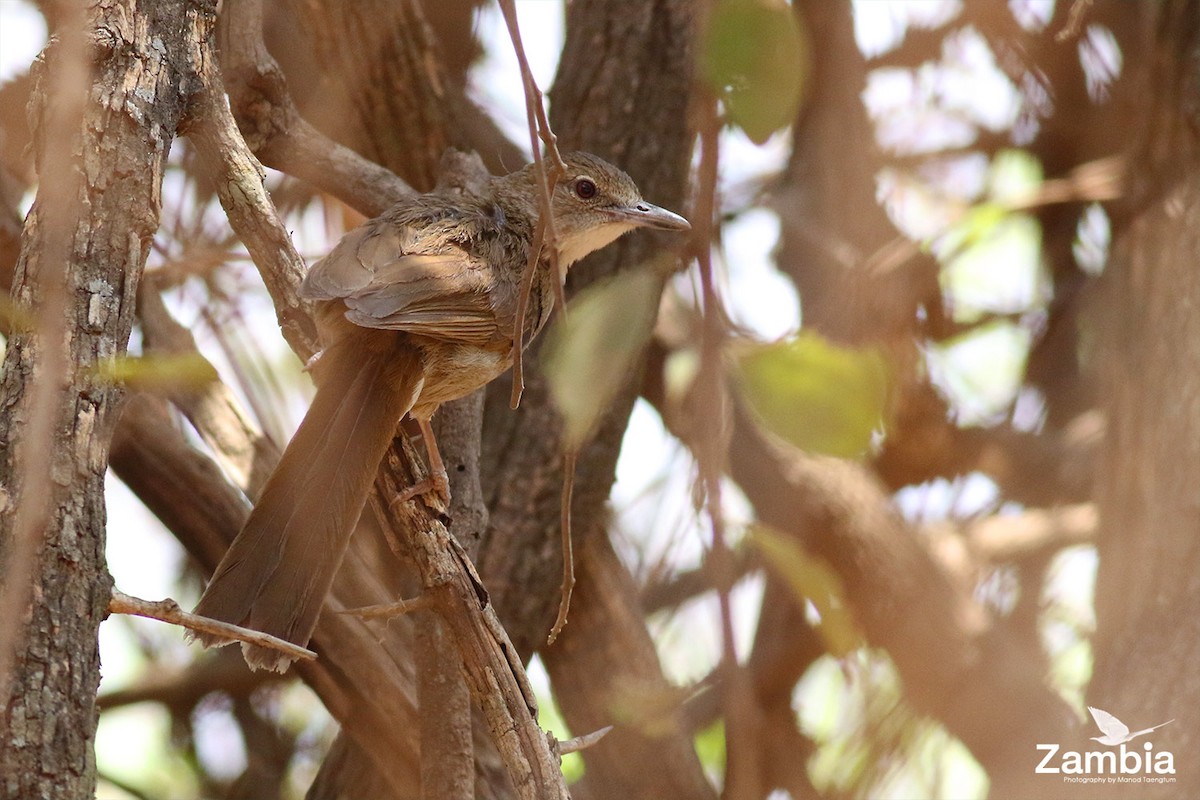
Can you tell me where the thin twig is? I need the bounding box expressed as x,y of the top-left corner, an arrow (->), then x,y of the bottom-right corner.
510,214 -> 548,408
694,96 -> 762,797
1056,0 -> 1094,42
499,0 -> 568,408
547,449 -> 577,645
557,725 -> 613,755
694,103 -> 735,680
372,455 -> 569,799
340,595 -> 435,620
109,589 -> 316,664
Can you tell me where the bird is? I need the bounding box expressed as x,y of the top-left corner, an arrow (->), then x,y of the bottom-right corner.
192,152 -> 690,671
1087,706 -> 1174,745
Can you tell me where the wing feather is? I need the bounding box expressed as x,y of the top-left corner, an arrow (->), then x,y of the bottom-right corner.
300,199 -> 515,345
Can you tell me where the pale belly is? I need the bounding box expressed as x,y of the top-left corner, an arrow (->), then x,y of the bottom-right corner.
409,341 -> 512,418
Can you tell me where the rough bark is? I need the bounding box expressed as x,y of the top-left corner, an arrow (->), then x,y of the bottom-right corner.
0,1 -> 212,796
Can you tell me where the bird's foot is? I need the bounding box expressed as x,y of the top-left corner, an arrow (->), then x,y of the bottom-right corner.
391,469 -> 451,508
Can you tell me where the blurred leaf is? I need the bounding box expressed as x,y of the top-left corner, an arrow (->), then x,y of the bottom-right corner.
987,149 -> 1044,206
941,212 -> 1045,323
749,525 -> 861,657
92,352 -> 219,392
934,202 -> 1006,263
606,679 -> 692,739
702,0 -> 809,144
733,332 -> 889,458
543,268 -> 661,451
0,295 -> 36,333
694,719 -> 727,779
663,345 -> 701,408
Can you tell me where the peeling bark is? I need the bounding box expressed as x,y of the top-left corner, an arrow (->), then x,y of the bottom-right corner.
0,1 -> 214,795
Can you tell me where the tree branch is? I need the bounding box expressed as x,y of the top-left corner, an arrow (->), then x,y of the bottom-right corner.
109,590 -> 316,664
371,450 -> 569,800
219,0 -> 413,217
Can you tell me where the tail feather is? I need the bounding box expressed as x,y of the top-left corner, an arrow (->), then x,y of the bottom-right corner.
194,339 -> 421,671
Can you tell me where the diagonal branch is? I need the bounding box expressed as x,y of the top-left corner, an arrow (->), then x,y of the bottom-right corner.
219,0 -> 412,217
372,451 -> 570,800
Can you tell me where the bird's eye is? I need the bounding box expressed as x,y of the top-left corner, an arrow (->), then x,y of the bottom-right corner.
574,178 -> 598,200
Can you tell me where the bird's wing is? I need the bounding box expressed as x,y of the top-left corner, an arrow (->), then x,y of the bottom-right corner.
301,204 -> 508,345
1088,706 -> 1130,739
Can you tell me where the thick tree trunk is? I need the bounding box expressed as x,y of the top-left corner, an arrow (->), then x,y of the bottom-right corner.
0,1 -> 208,796
1090,58 -> 1200,800
1091,175 -> 1200,800
1085,4 -> 1200,799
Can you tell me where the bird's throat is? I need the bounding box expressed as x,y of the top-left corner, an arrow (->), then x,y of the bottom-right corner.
555,221 -> 636,268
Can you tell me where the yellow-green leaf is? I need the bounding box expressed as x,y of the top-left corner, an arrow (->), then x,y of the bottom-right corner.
749,525 -> 861,657
543,268 -> 661,451
694,720 -> 727,778
702,0 -> 810,144
92,352 -> 219,392
733,332 -> 889,458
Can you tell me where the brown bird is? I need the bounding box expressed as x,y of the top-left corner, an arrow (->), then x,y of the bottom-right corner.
193,152 -> 690,671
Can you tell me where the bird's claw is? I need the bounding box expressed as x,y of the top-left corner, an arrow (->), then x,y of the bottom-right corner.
431,469 -> 450,505
391,469 -> 451,509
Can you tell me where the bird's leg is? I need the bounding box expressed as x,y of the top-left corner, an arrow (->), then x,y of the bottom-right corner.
418,417 -> 451,501
393,417 -> 451,505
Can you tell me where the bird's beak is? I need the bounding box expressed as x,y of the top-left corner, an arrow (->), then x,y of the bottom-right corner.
617,202 -> 691,232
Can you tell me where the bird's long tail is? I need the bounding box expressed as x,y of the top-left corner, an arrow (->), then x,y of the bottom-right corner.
193,337 -> 421,671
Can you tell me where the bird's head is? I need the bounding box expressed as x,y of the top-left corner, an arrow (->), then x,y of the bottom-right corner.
500,151 -> 690,268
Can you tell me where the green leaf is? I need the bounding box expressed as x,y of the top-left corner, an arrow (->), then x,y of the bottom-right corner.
92,352 -> 219,392
987,149 -> 1044,206
702,0 -> 809,144
749,525 -> 861,657
733,333 -> 889,458
694,719 -> 727,779
940,211 -> 1045,323
543,268 -> 661,451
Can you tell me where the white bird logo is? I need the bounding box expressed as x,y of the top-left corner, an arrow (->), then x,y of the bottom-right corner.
1087,706 -> 1174,746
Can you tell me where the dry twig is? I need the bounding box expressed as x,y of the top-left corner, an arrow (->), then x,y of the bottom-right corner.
547,450 -> 577,644
340,595 -> 435,620
496,0 -> 581,651
498,0 -> 568,408
371,453 -> 570,800
692,97 -> 763,798
1056,0 -> 1094,42
557,725 -> 613,755
110,590 -> 316,664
